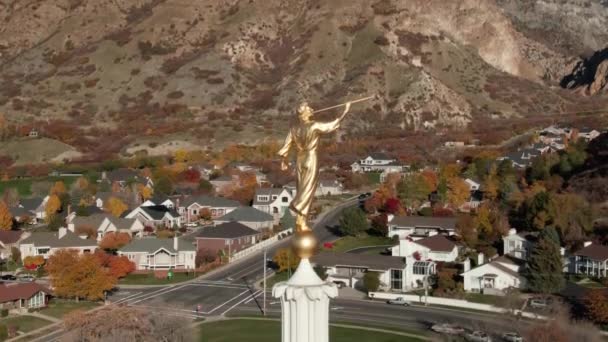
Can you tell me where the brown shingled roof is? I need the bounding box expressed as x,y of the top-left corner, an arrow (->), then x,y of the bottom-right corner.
0,282 -> 51,303
0,231 -> 23,245
311,252 -> 405,271
413,235 -> 456,252
575,244 -> 608,261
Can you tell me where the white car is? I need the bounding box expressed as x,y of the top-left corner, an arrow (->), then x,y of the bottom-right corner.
386,297 -> 411,306
185,222 -> 198,227
502,332 -> 523,342
465,330 -> 492,342
431,323 -> 465,335
18,274 -> 35,282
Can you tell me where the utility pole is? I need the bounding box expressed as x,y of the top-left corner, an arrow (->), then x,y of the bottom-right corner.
263,248 -> 267,316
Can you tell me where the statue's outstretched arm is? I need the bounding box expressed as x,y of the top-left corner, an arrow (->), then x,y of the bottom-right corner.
314,102 -> 351,133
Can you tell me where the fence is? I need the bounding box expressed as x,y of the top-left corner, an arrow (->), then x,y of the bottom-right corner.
229,228 -> 293,262
368,292 -> 545,319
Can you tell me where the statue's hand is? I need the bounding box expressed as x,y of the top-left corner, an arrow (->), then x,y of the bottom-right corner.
281,159 -> 289,171
342,102 -> 352,117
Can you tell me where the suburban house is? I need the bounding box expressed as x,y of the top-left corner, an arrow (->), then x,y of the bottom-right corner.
464,178 -> 481,191
191,163 -> 217,180
252,187 -> 294,222
0,231 -> 25,259
68,213 -> 144,240
141,196 -> 176,209
9,196 -> 49,223
181,195 -> 240,223
94,192 -> 112,209
19,228 -> 98,260
315,180 -> 344,197
209,175 -> 238,194
99,168 -> 153,188
391,234 -> 459,263
194,222 -> 261,257
577,128 -> 601,141
461,255 -> 525,294
125,205 -> 182,228
311,252 -> 416,292
0,282 -> 51,312
570,242 -> 608,278
118,236 -> 196,270
387,215 -> 457,240
350,153 -> 405,174
213,206 -> 274,231
502,229 -> 537,261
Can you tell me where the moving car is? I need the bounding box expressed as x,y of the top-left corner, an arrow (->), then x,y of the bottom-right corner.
431,323 -> 465,335
386,297 -> 411,306
529,298 -> 551,309
0,274 -> 17,281
465,330 -> 492,342
502,332 -> 524,342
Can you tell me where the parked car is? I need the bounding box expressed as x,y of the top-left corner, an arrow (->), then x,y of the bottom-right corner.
332,281 -> 346,289
465,330 -> 492,342
17,274 -> 35,282
431,323 -> 465,335
185,222 -> 198,227
502,332 -> 523,342
529,297 -> 551,309
386,297 -> 411,306
1,274 -> 17,281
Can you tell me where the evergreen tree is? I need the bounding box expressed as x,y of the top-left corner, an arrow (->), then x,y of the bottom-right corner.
524,227 -> 564,294
338,207 -> 368,237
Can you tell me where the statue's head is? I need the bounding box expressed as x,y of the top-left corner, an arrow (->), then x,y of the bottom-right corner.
298,102 -> 313,122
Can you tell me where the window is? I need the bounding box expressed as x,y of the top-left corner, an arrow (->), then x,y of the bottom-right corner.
413,261 -> 432,275
29,291 -> 44,308
258,195 -> 270,202
271,195 -> 278,200
391,269 -> 403,290
508,240 -> 515,248
37,248 -> 50,255
273,207 -> 279,214
282,197 -> 288,203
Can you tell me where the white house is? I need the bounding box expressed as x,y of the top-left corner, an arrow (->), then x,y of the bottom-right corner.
387,215 -> 457,240
461,255 -> 525,294
578,128 -> 601,141
350,153 -> 407,174
141,196 -> 176,209
502,229 -> 537,261
464,178 -> 480,192
570,242 -> 608,278
68,213 -> 144,241
392,234 -> 459,263
125,205 -> 182,228
118,236 -> 196,270
19,228 -> 98,260
252,188 -> 294,223
315,180 -> 344,197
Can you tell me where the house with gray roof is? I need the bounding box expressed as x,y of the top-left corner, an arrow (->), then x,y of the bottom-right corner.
194,222 -> 261,257
19,228 -> 98,260
180,195 -> 240,223
99,168 -> 153,189
67,213 -> 144,241
461,255 -> 526,295
214,206 -> 274,231
0,231 -> 26,259
118,236 -> 196,270
350,153 -> 408,174
315,179 -> 344,197
252,187 -> 294,223
10,196 -> 49,223
387,215 -> 457,239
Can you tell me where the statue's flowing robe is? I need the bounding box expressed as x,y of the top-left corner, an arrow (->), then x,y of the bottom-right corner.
278,117 -> 343,218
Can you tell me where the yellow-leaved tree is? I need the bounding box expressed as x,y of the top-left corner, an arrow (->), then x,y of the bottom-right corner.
45,195 -> 61,223
106,197 -> 128,217
0,200 -> 13,230
50,181 -> 67,196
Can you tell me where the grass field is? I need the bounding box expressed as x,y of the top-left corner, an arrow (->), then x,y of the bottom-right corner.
324,235 -> 395,253
0,315 -> 53,334
40,300 -> 101,319
0,176 -> 78,196
119,272 -> 198,285
198,319 -> 425,342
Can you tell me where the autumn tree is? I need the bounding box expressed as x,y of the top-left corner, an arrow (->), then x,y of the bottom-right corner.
62,306 -> 193,342
447,178 -> 470,207
108,255 -> 135,279
397,173 -> 431,209
482,166 -> 499,200
23,255 -> 45,269
137,184 -> 153,201
50,181 -> 67,196
105,197 -> 128,217
2,188 -> 19,207
583,290 -> 608,325
0,200 -> 13,231
273,247 -> 300,272
45,194 -> 62,223
181,169 -> 200,183
456,214 -> 477,248
99,232 -> 131,251
369,214 -> 388,236
76,177 -> 89,191
46,249 -> 116,301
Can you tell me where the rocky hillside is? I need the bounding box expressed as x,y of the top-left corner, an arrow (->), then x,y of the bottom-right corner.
0,0 -> 607,157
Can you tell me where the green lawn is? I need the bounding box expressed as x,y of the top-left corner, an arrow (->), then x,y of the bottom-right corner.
40,299 -> 101,319
0,176 -> 78,197
324,235 -> 395,253
366,172 -> 382,185
0,315 -> 53,333
199,319 -> 425,342
119,272 -> 198,285
464,293 -> 504,305
260,271 -> 290,288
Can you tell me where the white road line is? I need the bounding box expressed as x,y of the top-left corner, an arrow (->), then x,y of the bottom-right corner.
128,284 -> 191,305
206,289 -> 252,314
111,291 -> 142,304
115,285 -> 184,304
245,291 -> 264,304
186,283 -> 249,290
221,290 -> 262,316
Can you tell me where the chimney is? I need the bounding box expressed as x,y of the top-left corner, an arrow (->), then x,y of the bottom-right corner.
174,236 -> 178,250
463,258 -> 471,273
477,253 -> 484,265
58,227 -> 67,239
584,241 -> 593,248
387,214 -> 395,223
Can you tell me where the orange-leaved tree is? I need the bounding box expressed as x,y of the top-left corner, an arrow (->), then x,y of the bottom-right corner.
23,255 -> 45,269
447,178 -> 470,208
137,183 -> 153,201
99,232 -> 131,251
108,255 -> 135,279
583,289 -> 608,325
0,200 -> 13,231
45,194 -> 61,223
105,197 -> 128,217
46,249 -> 116,301
50,181 -> 67,196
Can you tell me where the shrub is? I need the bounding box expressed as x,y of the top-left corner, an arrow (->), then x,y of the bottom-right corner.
0,324 -> 7,340
1,308 -> 8,317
